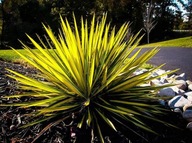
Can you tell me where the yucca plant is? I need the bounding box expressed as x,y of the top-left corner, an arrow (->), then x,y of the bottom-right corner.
2,14 -> 176,142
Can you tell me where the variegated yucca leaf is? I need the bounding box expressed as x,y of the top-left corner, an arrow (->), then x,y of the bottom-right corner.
2,14 -> 176,142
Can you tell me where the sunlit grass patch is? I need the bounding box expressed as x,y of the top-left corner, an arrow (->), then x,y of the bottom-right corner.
140,36 -> 192,48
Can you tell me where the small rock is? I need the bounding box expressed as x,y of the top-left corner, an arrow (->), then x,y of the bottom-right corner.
186,122 -> 192,131
175,80 -> 187,91
175,73 -> 187,81
150,72 -> 158,77
178,89 -> 185,95
183,109 -> 192,122
158,87 -> 176,96
150,79 -> 164,86
183,104 -> 192,112
173,108 -> 182,114
155,69 -> 167,75
10,125 -> 16,130
186,80 -> 192,85
140,83 -> 151,87
160,78 -> 169,84
134,69 -> 148,75
184,91 -> 192,101
168,95 -> 191,108
180,73 -> 187,80
188,84 -> 192,91
158,99 -> 166,106
169,74 -> 176,79
170,86 -> 180,95
153,69 -> 168,79
166,77 -> 175,84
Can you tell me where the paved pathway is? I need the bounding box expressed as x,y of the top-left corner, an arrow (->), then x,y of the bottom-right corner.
138,48 -> 192,80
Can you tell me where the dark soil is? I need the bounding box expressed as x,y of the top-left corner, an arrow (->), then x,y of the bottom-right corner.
0,60 -> 192,143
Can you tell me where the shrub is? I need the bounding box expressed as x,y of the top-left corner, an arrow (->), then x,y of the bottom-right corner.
3,14 -> 175,142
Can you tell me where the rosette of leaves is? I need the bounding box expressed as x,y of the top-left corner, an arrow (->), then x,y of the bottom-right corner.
3,14 -> 176,142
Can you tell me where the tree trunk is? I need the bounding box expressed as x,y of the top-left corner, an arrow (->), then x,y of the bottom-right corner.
147,31 -> 149,44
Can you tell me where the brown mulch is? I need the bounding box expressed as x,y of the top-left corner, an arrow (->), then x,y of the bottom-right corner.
1,60 -> 192,143
0,60 -> 73,143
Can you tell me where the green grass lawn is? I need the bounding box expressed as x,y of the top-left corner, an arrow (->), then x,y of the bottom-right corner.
139,36 -> 192,48
0,49 -> 29,61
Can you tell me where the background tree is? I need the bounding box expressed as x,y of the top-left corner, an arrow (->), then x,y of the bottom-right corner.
149,0 -> 185,41
1,0 -> 29,47
184,0 -> 192,29
143,1 -> 157,43
173,10 -> 183,30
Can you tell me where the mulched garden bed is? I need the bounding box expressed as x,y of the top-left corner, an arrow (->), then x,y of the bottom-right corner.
0,60 -> 192,143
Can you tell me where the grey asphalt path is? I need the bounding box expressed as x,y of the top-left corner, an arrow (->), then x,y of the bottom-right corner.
138,48 -> 192,80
